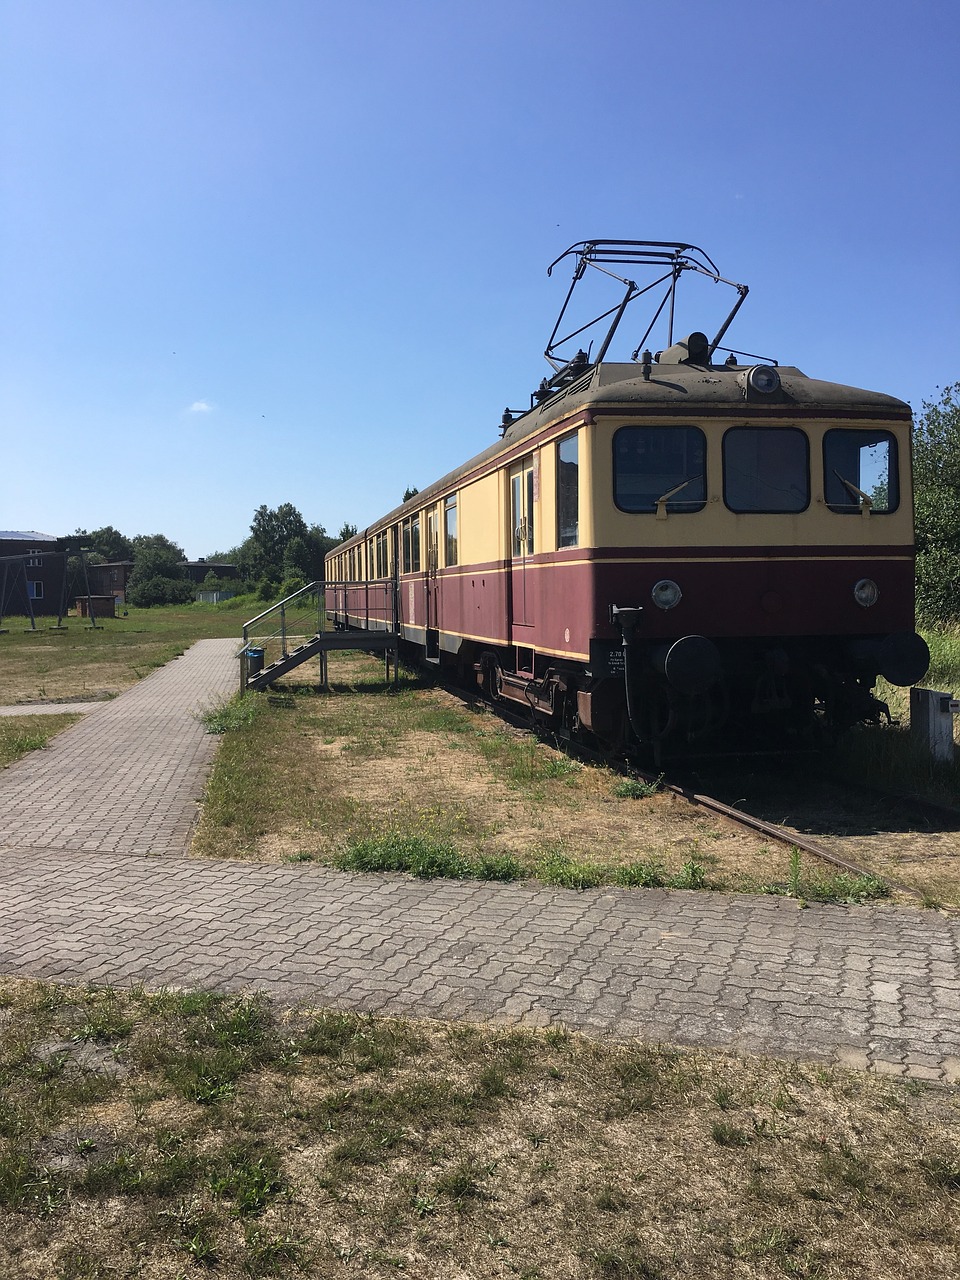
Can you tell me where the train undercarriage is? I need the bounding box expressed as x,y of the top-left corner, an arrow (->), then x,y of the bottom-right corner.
463,628 -> 928,764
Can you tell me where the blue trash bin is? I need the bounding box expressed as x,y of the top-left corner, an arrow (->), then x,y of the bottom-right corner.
246,647 -> 265,677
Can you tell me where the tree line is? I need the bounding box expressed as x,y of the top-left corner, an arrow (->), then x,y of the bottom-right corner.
74,506 -> 359,608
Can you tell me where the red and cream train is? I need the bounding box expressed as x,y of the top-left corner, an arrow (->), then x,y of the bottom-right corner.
325,241 -> 928,759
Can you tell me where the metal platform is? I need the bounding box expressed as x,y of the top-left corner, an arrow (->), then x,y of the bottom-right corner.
239,580 -> 401,693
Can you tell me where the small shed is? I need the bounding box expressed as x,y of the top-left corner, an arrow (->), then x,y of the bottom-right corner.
76,595 -> 117,619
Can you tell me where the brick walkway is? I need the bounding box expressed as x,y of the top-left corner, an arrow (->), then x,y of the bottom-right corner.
0,639 -> 238,855
1,640 -> 958,1083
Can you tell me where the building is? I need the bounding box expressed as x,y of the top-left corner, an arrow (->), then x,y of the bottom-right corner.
86,560 -> 135,603
0,531 -> 66,618
180,559 -> 239,585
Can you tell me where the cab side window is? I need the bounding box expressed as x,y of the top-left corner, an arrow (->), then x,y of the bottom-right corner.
557,433 -> 579,545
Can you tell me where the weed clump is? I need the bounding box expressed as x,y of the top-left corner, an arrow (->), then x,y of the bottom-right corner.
613,775 -> 663,799
765,848 -> 891,905
200,695 -> 263,735
335,833 -> 522,883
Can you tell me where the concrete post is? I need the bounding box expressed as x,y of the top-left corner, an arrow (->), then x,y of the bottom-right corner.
910,687 -> 958,764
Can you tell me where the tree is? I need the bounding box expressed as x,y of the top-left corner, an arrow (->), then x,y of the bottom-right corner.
87,525 -> 134,562
248,504 -> 309,581
337,522 -> 358,544
236,535 -> 270,586
305,523 -> 337,573
283,535 -> 313,580
402,486 -> 420,503
913,383 -> 960,623
126,533 -> 191,607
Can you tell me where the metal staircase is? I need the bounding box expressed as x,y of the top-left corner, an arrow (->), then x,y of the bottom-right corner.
239,579 -> 400,693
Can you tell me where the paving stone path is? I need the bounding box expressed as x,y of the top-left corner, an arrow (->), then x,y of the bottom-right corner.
1,640 -> 958,1083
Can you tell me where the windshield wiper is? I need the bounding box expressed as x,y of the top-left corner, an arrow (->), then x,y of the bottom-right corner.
655,475 -> 703,520
833,470 -> 873,516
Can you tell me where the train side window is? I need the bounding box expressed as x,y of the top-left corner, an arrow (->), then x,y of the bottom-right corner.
613,425 -> 706,513
557,433 -> 579,546
823,429 -> 899,514
411,514 -> 421,572
723,427 -> 809,513
444,494 -> 458,565
402,519 -> 412,574
427,509 -> 438,572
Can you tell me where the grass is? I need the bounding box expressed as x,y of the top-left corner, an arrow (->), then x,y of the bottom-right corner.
758,847 -> 892,907
0,604 -> 242,705
194,648 -> 952,903
334,832 -> 523,882
0,977 -> 958,1279
612,775 -> 663,799
201,694 -> 265,735
827,622 -> 960,806
0,713 -> 82,768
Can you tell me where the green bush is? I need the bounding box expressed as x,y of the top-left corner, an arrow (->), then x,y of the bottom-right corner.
126,576 -> 195,607
914,383 -> 960,624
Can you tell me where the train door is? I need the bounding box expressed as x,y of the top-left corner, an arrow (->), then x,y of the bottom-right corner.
509,455 -> 536,636
425,507 -> 440,660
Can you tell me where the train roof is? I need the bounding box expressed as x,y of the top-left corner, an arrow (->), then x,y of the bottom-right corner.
332,242 -> 911,552
330,354 -> 912,551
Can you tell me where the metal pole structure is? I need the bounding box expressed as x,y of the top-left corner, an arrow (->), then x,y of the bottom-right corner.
23,560 -> 38,631
280,602 -> 287,658
391,527 -> 400,690
55,551 -> 70,628
79,550 -> 98,629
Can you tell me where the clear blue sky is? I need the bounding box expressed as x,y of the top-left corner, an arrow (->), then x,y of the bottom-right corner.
2,0 -> 957,558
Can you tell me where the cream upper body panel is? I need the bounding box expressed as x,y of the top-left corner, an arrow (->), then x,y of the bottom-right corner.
326,358 -> 913,565
589,415 -> 914,552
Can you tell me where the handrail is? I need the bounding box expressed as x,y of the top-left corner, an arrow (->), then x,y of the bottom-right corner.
238,576 -> 400,693
242,580 -> 322,634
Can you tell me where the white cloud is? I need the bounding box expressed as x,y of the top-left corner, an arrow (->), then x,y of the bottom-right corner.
188,400 -> 214,413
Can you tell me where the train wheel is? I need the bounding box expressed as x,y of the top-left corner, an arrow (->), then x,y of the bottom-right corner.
480,651 -> 504,703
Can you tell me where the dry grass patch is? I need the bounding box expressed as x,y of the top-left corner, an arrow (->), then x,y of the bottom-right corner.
0,605 -> 240,704
195,651 -> 803,897
1,978 -> 958,1279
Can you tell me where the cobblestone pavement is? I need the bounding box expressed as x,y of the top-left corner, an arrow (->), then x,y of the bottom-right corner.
1,640 -> 958,1083
0,639 -> 238,855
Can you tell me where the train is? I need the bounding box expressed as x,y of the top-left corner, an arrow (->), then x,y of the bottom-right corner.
325,240 -> 929,761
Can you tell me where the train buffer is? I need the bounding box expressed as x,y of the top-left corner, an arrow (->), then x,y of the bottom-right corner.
238,580 -> 401,694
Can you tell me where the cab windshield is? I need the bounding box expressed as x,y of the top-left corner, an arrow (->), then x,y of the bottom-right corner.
613,425 -> 706,514
823,429 -> 899,513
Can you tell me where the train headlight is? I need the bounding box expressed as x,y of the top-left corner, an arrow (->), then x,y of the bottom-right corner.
651,579 -> 682,610
738,365 -> 781,397
749,365 -> 780,394
853,578 -> 879,608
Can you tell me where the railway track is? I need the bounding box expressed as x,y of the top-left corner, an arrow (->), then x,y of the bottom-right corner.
455,683 -> 960,911
643,767 -> 959,909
